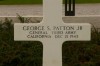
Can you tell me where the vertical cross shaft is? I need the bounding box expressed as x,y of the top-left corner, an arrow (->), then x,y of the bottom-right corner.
42,0 -> 63,66
43,40 -> 63,66
43,0 -> 63,24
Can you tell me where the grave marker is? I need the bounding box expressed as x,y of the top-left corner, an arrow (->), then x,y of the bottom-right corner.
14,0 -> 91,66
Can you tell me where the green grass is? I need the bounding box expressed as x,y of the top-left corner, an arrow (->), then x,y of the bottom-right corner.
0,0 -> 42,5
0,0 -> 100,5
76,0 -> 100,4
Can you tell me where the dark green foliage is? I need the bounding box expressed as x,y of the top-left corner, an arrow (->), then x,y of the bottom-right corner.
0,18 -> 43,66
17,14 -> 37,23
0,17 -> 100,66
17,14 -> 31,23
62,27 -> 100,66
91,24 -> 100,45
17,14 -> 25,23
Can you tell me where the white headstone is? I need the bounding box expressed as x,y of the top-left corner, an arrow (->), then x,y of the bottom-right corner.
14,0 -> 91,66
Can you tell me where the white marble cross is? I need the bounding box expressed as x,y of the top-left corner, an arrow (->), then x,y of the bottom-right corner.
14,0 -> 91,66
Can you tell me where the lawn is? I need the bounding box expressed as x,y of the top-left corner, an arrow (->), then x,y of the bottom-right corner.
0,0 -> 42,5
0,0 -> 100,5
76,0 -> 100,4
